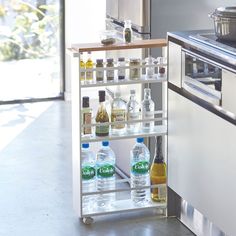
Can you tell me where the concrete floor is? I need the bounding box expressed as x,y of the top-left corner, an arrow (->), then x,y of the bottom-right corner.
0,101 -> 195,236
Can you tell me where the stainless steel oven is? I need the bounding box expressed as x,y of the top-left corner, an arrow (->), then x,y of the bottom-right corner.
181,48 -> 222,106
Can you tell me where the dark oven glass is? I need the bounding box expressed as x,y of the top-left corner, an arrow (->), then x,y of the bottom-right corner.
183,52 -> 222,105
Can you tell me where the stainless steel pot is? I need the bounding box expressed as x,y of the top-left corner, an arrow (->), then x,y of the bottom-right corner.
209,6 -> 236,41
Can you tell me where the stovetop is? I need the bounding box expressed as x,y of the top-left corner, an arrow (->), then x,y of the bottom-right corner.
189,33 -> 236,57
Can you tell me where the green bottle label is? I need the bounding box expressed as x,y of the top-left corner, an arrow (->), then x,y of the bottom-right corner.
97,164 -> 115,178
82,166 -> 96,180
132,161 -> 149,174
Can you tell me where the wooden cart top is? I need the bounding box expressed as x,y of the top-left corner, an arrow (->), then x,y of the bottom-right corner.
69,39 -> 167,53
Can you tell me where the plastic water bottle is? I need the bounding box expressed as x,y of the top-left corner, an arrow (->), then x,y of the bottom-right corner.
81,143 -> 96,212
97,141 -> 116,209
130,137 -> 150,206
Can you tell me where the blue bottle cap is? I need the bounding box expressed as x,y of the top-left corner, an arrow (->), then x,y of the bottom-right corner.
82,143 -> 89,148
102,141 -> 109,146
136,137 -> 144,143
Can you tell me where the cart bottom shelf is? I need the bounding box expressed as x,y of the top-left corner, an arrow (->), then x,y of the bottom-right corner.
82,199 -> 167,217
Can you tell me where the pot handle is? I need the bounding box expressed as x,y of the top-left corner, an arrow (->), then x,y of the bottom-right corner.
208,12 -> 216,19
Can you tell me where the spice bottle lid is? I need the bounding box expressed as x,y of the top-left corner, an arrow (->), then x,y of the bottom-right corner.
107,58 -> 114,63
118,57 -> 125,62
96,59 -> 103,64
130,89 -> 136,95
82,96 -> 89,108
98,90 -> 106,102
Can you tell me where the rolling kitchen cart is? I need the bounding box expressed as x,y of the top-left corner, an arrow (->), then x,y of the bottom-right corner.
68,39 -> 167,224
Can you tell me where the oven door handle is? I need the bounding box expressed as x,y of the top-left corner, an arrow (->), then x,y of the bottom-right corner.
182,48 -> 236,74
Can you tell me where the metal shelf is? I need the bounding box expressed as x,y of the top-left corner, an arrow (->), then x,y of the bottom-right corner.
81,74 -> 167,88
82,199 -> 167,217
81,125 -> 167,143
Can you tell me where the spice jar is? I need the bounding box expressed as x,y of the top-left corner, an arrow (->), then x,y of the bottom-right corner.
145,56 -> 155,78
106,58 -> 114,81
129,58 -> 141,80
157,57 -> 166,77
96,59 -> 104,82
123,20 -> 133,43
118,57 -> 126,80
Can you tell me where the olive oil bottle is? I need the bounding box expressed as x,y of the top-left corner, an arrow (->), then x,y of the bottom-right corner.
95,90 -> 109,136
150,136 -> 167,202
80,52 -> 85,81
86,51 -> 93,82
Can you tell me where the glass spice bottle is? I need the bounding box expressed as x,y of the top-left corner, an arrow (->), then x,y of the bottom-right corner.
80,52 -> 85,81
96,59 -> 104,82
123,20 -> 133,43
86,52 -> 93,82
118,57 -> 126,80
106,58 -> 114,81
95,90 -> 109,137
129,58 -> 141,80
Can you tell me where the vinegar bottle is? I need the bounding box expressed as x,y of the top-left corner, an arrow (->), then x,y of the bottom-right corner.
150,136 -> 167,202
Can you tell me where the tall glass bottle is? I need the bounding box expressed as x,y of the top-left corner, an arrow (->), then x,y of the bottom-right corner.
81,96 -> 92,136
141,88 -> 155,131
150,136 -> 167,202
111,89 -> 126,135
126,89 -> 140,133
86,51 -> 93,82
80,52 -> 85,81
95,90 -> 109,136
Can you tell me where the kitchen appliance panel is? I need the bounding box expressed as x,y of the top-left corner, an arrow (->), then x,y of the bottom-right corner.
118,0 -> 150,33
106,0 -> 118,20
168,89 -> 236,236
222,69 -> 236,116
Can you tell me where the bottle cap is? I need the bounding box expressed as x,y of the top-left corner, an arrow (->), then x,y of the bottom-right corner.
98,90 -> 106,102
137,137 -> 144,143
82,143 -> 89,148
96,59 -> 103,64
118,57 -> 125,62
107,58 -> 114,63
130,89 -> 136,95
82,96 -> 89,108
102,141 -> 109,146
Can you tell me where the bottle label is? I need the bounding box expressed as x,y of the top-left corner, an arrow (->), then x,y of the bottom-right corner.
82,166 -> 96,180
127,111 -> 140,121
83,112 -> 92,134
158,184 -> 167,199
97,164 -> 115,178
96,124 -> 109,135
143,111 -> 154,128
96,69 -> 104,81
86,71 -> 93,80
107,69 -> 114,80
80,71 -> 85,81
111,109 -> 125,129
132,161 -> 149,175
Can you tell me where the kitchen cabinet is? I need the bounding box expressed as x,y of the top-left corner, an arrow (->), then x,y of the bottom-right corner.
67,39 -> 168,224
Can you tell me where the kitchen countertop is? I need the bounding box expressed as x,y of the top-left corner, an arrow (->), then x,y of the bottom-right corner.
167,30 -> 236,70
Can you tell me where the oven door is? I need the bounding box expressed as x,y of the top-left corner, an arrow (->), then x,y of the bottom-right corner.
181,49 -> 222,106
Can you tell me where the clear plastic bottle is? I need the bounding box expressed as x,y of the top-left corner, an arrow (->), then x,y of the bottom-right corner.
130,137 -> 150,206
126,89 -> 140,133
145,56 -> 155,78
111,89 -> 126,135
81,143 -> 96,212
141,88 -> 155,132
97,141 -> 116,209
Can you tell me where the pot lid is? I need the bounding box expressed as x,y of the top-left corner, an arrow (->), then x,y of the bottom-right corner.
215,6 -> 236,18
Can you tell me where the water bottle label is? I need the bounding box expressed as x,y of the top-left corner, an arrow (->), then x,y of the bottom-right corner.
82,166 -> 96,180
132,161 -> 149,174
97,164 -> 115,178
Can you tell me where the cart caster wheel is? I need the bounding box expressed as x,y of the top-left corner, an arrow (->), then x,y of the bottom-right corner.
82,217 -> 94,225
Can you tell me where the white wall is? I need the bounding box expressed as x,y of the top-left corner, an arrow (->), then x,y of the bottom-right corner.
65,0 -> 106,100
